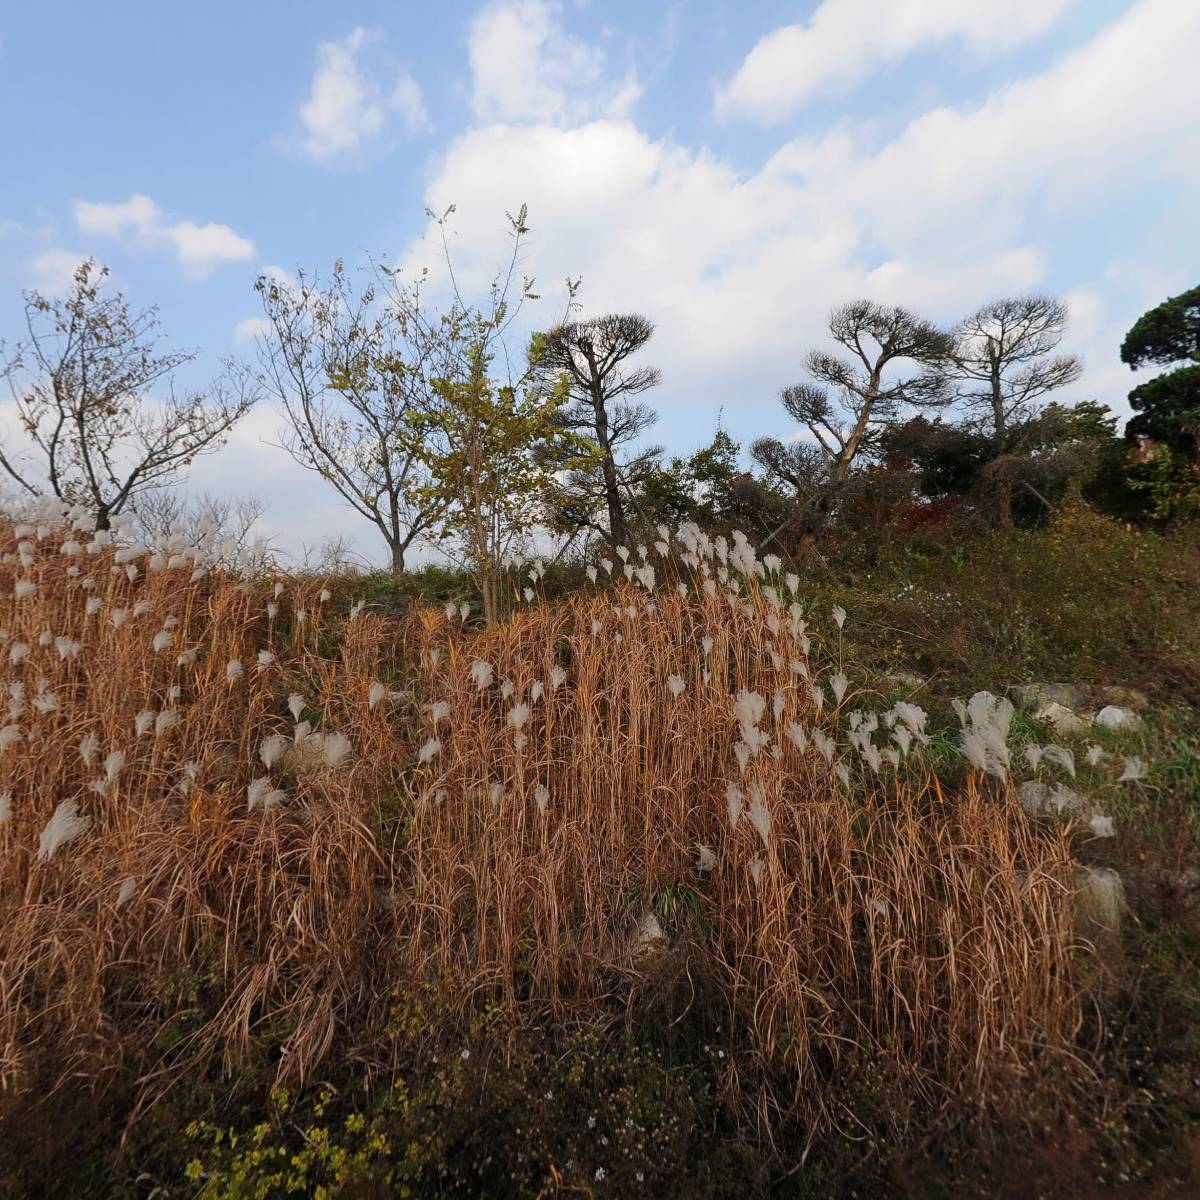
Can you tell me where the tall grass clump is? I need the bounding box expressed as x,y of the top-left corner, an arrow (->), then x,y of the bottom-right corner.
0,505 -> 1084,1177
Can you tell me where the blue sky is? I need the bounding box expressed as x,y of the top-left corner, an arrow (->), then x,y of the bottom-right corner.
2,0 -> 1198,562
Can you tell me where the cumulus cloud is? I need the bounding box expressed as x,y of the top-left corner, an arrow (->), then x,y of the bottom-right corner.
73,193 -> 254,279
233,316 -> 272,345
27,248 -> 91,295
468,0 -> 640,124
408,0 -> 1200,432
715,0 -> 1079,123
294,27 -> 428,162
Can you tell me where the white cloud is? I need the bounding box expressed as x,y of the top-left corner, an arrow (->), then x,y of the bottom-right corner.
27,248 -> 90,294
716,0 -> 1078,123
468,0 -> 640,124
408,0 -> 1200,435
73,193 -> 254,279
233,316 -> 272,345
295,27 -> 428,162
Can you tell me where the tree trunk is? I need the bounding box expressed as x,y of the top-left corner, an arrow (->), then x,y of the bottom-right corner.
592,388 -> 627,546
389,539 -> 405,574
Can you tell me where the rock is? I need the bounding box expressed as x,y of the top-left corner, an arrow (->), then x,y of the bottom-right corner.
1096,686 -> 1150,711
885,671 -> 926,692
1075,866 -> 1125,937
629,911 -> 668,965
1009,683 -> 1088,711
1018,779 -> 1089,818
1035,701 -> 1089,735
1092,705 -> 1143,731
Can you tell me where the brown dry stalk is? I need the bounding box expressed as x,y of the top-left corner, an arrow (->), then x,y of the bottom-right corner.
0,521 -> 1081,1135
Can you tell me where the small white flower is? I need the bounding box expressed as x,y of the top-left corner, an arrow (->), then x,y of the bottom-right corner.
226,659 -> 243,681
470,660 -> 494,690
368,681 -> 387,710
831,604 -> 846,630
134,710 -> 155,737
418,737 -> 441,766
666,674 -> 686,698
507,702 -> 530,730
288,693 -> 306,721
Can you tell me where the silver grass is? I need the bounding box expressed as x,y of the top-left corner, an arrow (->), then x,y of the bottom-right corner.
746,783 -> 771,846
104,750 -> 125,781
259,735 -> 288,770
725,782 -> 743,827
319,732 -> 353,768
37,799 -> 92,860
115,877 -> 137,911
1119,756 -> 1146,783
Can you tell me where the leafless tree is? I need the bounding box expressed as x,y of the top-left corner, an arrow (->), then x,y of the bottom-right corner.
130,489 -> 266,547
256,261 -> 445,573
766,301 -> 952,491
748,437 -> 827,505
535,312 -> 661,545
951,294 -> 1082,447
0,260 -> 256,530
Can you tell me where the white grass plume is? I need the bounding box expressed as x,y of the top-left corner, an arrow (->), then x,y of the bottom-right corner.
746,782 -> 771,846
725,782 -> 743,827
37,799 -> 91,860
259,735 -> 288,770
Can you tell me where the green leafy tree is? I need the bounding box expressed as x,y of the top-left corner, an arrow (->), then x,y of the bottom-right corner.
1120,283 -> 1200,455
1120,285 -> 1200,521
410,206 -> 584,622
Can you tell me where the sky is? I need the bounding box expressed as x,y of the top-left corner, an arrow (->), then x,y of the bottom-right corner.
1,0 -> 1198,563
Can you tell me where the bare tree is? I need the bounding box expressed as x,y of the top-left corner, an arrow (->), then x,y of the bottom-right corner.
951,295 -> 1082,447
130,489 -> 266,547
535,312 -> 661,545
767,301 -> 952,492
256,261 -> 444,573
748,437 -> 827,505
0,260 -> 256,530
